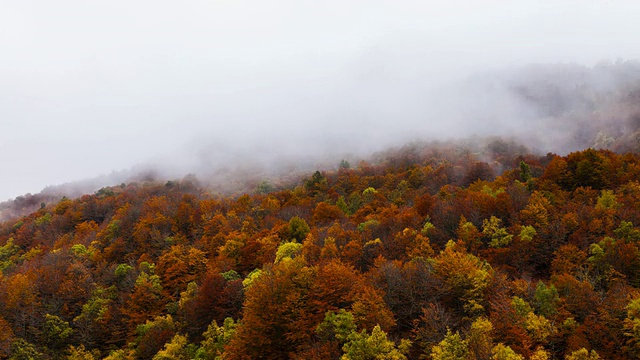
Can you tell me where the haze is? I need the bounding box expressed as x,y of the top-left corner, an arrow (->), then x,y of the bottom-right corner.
2,0 -> 640,202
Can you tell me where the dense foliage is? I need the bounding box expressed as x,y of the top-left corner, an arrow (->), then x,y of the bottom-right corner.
2,143 -> 640,359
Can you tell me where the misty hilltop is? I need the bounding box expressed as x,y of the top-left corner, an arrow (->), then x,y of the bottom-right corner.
5,0 -> 640,206
458,60 -> 640,152
2,60 -> 640,221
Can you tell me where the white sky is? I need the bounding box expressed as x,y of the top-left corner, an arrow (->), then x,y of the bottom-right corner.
2,0 -> 640,201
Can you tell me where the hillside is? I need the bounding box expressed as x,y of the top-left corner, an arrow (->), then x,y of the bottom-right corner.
2,140 -> 640,359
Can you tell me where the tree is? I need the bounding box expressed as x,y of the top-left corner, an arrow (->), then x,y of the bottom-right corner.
565,348 -> 601,360
123,263 -> 165,335
309,260 -> 361,315
483,216 -> 513,248
153,334 -> 197,360
431,330 -> 469,360
66,344 -> 101,360
312,202 -> 344,225
624,297 -> 640,356
306,171 -> 328,195
275,242 -> 304,263
491,343 -> 524,360
468,317 -> 494,360
565,149 -> 610,190
8,338 -> 43,360
340,325 -> 411,360
316,310 -> 357,344
413,303 -> 458,355
362,188 -> 377,204
0,316 -> 14,358
596,189 -> 619,211
134,315 -> 178,360
288,216 -> 311,242
463,162 -> 495,186
225,257 -> 315,359
73,286 -> 119,348
369,259 -> 433,332
179,271 -> 243,339
156,245 -> 207,299
520,191 -> 550,229
196,318 -> 237,360
0,237 -> 20,272
519,161 -> 532,183
533,282 -> 559,318
432,241 -> 493,316
2,272 -> 40,340
457,216 -> 482,251
529,347 -> 550,360
41,313 -> 73,351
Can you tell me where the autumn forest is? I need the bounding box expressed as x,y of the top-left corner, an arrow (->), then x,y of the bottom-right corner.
3,133 -> 640,360
6,0 -> 640,357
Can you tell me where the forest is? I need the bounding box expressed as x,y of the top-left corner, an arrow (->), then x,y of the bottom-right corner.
2,137 -> 640,359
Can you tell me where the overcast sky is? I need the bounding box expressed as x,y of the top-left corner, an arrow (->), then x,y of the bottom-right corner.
2,0 -> 640,201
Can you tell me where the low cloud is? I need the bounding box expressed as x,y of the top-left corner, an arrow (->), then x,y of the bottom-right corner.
2,0 -> 640,201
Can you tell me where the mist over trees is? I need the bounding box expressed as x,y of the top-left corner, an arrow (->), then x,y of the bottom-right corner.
3,60 -> 640,222
2,131 -> 640,358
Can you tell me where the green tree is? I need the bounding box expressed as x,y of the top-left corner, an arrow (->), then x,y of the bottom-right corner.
153,334 -> 197,360
306,171 -> 328,195
519,161 -> 532,182
316,310 -> 357,344
533,282 -> 559,317
341,325 -> 411,360
0,238 -> 20,272
614,221 -> 640,242
431,330 -> 469,360
242,269 -> 262,289
42,314 -> 73,350
115,263 -> 134,278
482,216 -> 513,248
289,216 -> 311,242
336,196 -> 350,215
9,338 -> 43,360
275,242 -> 304,263
596,189 -> 619,211
73,286 -> 117,347
518,226 -> 537,243
362,187 -> 377,203
196,318 -> 237,360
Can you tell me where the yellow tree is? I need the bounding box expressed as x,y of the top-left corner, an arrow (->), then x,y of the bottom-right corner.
432,241 -> 493,317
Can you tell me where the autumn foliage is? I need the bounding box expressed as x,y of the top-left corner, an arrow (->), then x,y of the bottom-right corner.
2,144 -> 640,359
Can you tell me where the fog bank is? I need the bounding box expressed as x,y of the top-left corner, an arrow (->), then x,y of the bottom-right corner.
2,0 -> 640,201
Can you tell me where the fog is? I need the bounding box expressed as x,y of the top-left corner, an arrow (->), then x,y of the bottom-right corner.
2,0 -> 640,202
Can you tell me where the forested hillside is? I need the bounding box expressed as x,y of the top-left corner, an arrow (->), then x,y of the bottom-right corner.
2,141 -> 640,359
